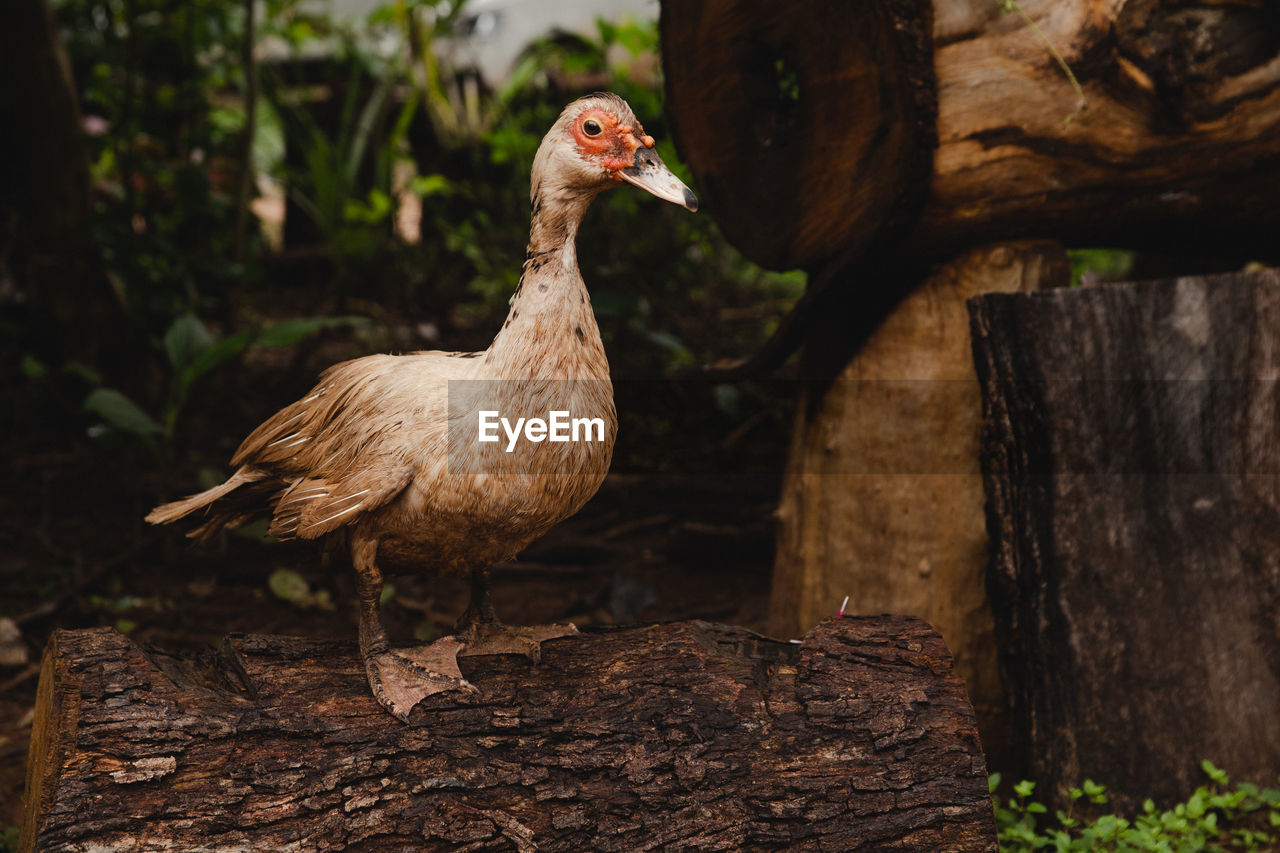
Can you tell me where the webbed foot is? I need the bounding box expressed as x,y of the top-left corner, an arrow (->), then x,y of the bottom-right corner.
457,621 -> 579,662
364,636 -> 477,722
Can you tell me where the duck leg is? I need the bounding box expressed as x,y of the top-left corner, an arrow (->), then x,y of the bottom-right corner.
456,567 -> 578,660
353,537 -> 474,722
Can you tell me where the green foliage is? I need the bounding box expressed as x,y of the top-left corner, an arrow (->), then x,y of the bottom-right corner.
1069,248 -> 1136,287
267,567 -> 334,610
84,313 -> 369,448
0,826 -> 19,853
992,762 -> 1280,852
84,387 -> 166,443
29,0 -> 802,470
261,38 -> 419,265
54,0 -> 254,336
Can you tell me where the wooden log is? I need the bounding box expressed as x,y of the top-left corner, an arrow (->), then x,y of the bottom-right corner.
917,0 -> 1280,256
770,241 -> 1071,770
22,618 -> 996,852
662,0 -> 1280,271
968,266 -> 1280,810
660,0 -> 937,271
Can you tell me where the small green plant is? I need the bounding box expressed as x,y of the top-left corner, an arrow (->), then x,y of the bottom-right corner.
992,762 -> 1280,852
1068,248 -> 1136,287
263,45 -> 419,265
83,313 -> 369,449
0,825 -> 19,853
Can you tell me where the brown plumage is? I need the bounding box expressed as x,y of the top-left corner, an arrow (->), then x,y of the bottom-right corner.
147,92 -> 697,721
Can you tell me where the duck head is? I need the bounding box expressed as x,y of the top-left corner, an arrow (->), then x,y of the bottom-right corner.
532,92 -> 699,213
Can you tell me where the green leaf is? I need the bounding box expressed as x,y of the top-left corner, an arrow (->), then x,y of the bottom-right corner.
267,567 -> 334,610
20,354 -> 47,380
645,329 -> 688,355
1186,790 -> 1206,818
84,388 -> 164,438
268,568 -> 313,606
1014,780 -> 1036,799
178,330 -> 253,389
64,361 -> 103,386
408,173 -> 453,197
253,316 -> 368,349
1201,759 -> 1229,785
164,314 -> 215,372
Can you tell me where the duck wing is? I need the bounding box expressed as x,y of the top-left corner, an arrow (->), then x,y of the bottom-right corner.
233,353 -> 452,540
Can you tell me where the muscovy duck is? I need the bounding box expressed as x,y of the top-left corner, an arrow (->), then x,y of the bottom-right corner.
148,92 -> 698,721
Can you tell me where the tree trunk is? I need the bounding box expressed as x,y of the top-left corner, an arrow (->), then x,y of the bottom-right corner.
770,242 -> 1071,770
662,0 -> 1280,272
22,618 -> 996,852
968,266 -> 1280,811
0,0 -> 126,372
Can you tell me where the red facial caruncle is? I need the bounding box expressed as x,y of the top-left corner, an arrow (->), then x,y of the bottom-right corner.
570,107 -> 656,176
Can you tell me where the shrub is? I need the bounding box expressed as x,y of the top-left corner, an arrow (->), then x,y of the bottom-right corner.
992,761 -> 1280,852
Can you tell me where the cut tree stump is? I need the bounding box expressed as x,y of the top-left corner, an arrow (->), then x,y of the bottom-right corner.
969,267 -> 1280,811
21,618 -> 995,852
770,242 -> 1071,770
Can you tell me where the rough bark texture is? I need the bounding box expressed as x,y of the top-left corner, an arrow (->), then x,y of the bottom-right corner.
969,267 -> 1280,811
660,0 -> 937,272
22,618 -> 995,852
662,0 -> 1280,271
770,242 -> 1071,770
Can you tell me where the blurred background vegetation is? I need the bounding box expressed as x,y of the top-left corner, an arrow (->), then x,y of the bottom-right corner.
4,0 -> 805,476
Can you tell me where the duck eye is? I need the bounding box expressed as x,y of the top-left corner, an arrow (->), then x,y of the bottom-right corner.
582,118 -> 603,137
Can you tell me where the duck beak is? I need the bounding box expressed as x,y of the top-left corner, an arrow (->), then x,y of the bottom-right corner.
620,146 -> 699,212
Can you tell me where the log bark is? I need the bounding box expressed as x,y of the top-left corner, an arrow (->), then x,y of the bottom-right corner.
770,242 -> 1071,771
969,266 -> 1280,811
22,618 -> 995,852
662,0 -> 1280,272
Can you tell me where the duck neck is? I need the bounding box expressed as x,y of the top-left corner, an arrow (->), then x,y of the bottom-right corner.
485,184 -> 609,380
